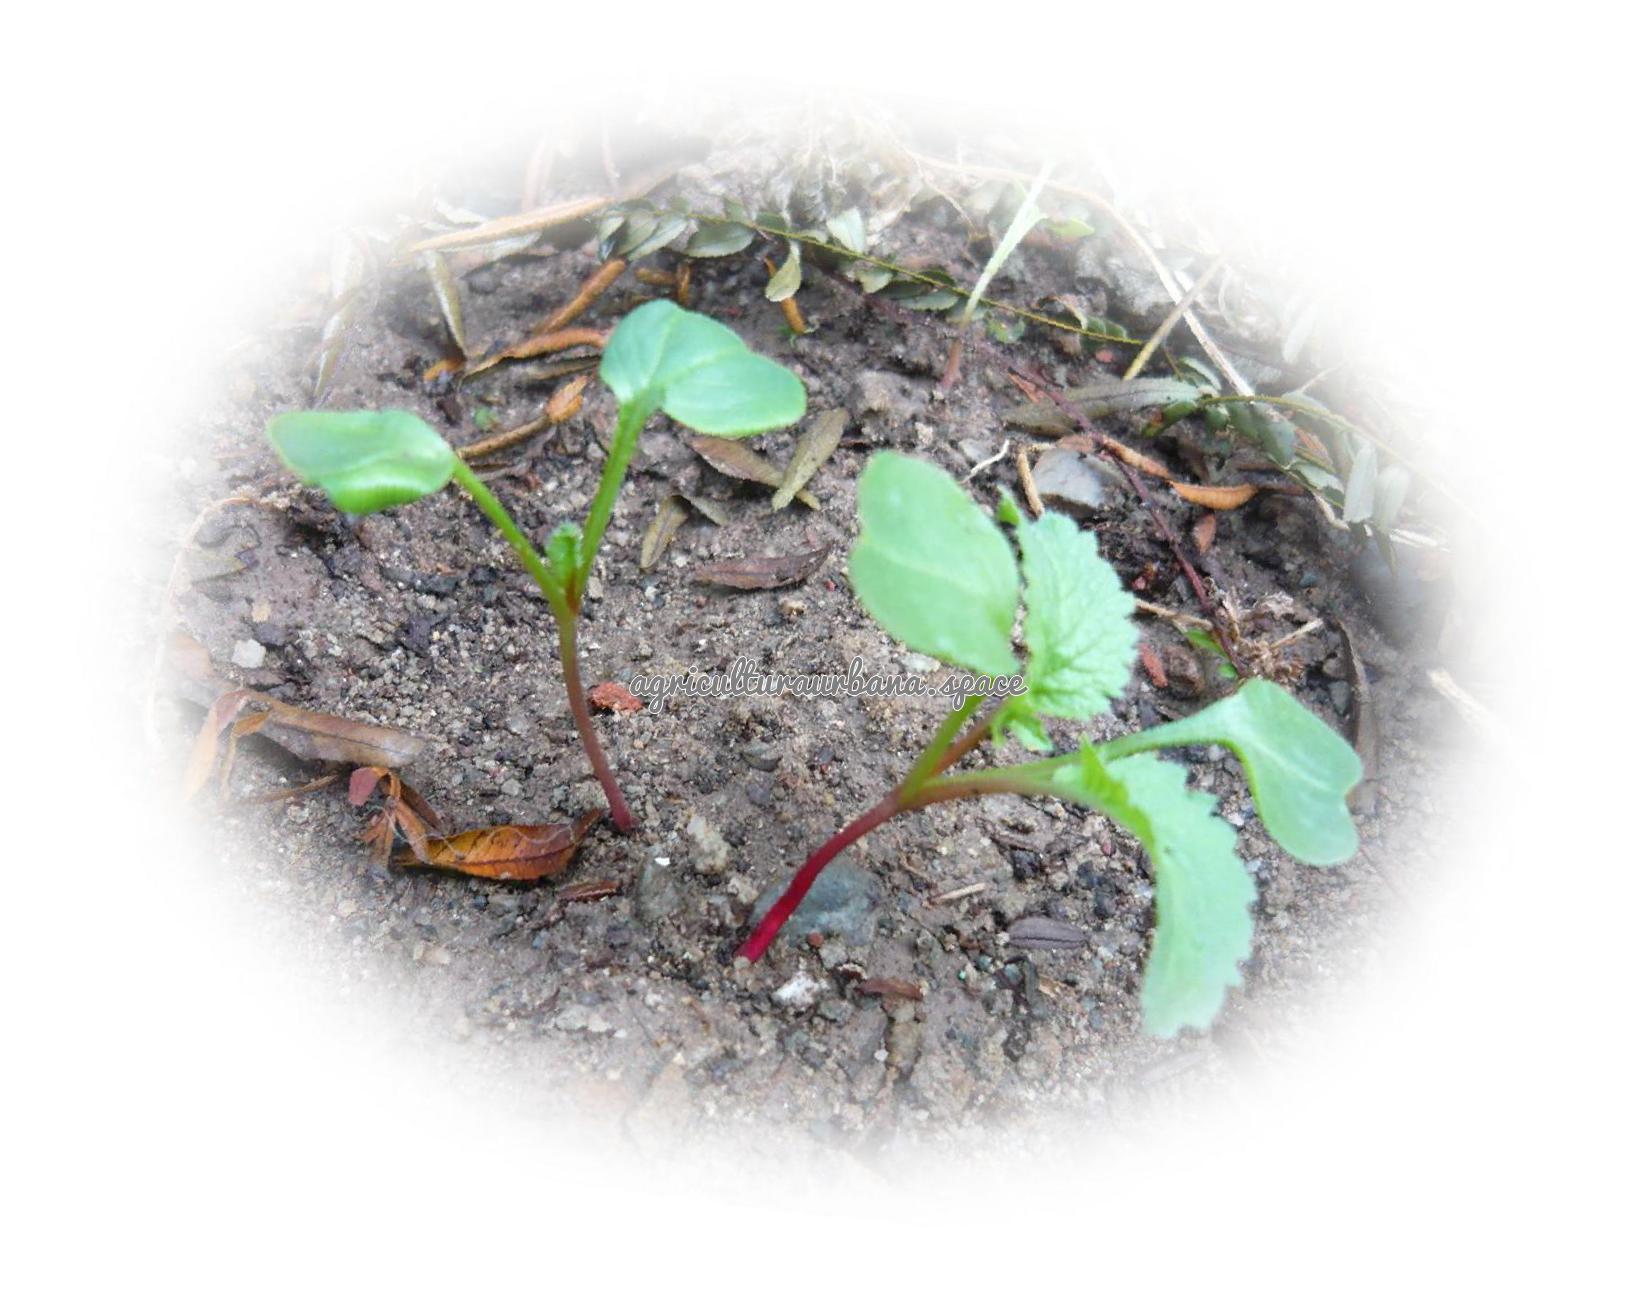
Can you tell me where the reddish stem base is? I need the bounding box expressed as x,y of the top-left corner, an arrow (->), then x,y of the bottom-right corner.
737,792 -> 902,961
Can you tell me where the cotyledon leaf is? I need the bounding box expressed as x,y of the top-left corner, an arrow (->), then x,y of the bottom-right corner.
848,453 -> 1020,677
267,409 -> 456,514
599,299 -> 805,437
1062,747 -> 1255,1036
1099,677 -> 1362,865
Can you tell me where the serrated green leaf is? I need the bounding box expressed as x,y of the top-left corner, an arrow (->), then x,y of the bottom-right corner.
599,300 -> 806,437
1011,510 -> 1137,722
848,453 -> 1019,677
1101,678 -> 1362,864
267,409 -> 456,514
995,708 -> 1052,752
1063,747 -> 1255,1035
685,221 -> 755,258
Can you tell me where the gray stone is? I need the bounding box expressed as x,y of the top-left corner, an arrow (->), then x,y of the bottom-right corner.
230,639 -> 266,670
748,861 -> 884,948
1352,539 -> 1448,645
817,997 -> 855,1025
1032,448 -> 1116,516
634,858 -> 683,924
772,971 -> 824,1011
685,814 -> 730,876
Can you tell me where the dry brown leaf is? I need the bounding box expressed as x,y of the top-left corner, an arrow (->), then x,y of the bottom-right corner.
1193,511 -> 1218,554
531,258 -> 626,336
217,709 -> 269,792
588,682 -> 644,714
680,494 -> 734,525
465,328 -> 606,378
544,374 -> 590,422
640,494 -> 689,570
407,195 -> 612,254
183,687 -> 256,798
170,633 -> 429,771
1056,433 -> 1173,482
421,251 -> 467,356
856,978 -> 924,1001
1138,642 -> 1169,689
690,436 -> 819,509
394,810 -> 601,882
1170,482 -> 1260,510
692,545 -> 832,591
772,410 -> 847,511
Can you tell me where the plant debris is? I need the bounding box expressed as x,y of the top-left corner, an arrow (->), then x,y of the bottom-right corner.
689,435 -> 820,509
394,810 -> 602,882
692,544 -> 832,590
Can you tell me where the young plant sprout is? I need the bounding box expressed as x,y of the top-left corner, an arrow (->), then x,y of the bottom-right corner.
738,452 -> 1362,1035
267,300 -> 806,832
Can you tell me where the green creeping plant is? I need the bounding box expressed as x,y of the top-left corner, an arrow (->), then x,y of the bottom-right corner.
739,451 -> 1361,1035
267,300 -> 805,833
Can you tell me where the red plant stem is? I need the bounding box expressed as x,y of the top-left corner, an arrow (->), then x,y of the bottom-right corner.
932,713 -> 995,776
556,614 -> 637,833
737,790 -> 906,961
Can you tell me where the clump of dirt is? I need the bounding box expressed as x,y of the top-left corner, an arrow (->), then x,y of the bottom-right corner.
152,117 -> 1465,1143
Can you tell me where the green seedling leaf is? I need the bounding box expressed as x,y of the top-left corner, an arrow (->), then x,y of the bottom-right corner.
1373,464 -> 1411,532
685,221 -> 755,258
985,315 -> 1026,344
959,161 -> 1051,325
545,522 -> 583,580
1010,509 -> 1138,724
765,245 -> 802,301
1064,747 -> 1255,1036
267,410 -> 456,514
1183,627 -> 1238,679
1102,678 -> 1362,864
851,264 -> 893,293
848,453 -> 1020,677
600,300 -> 805,437
1342,443 -> 1378,524
1045,216 -> 1095,240
826,208 -> 866,254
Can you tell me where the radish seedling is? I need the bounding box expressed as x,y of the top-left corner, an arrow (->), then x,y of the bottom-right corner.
739,452 -> 1361,1035
268,301 -> 806,832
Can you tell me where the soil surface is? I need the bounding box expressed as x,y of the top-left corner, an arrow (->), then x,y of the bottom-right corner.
151,120 -> 1463,1147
